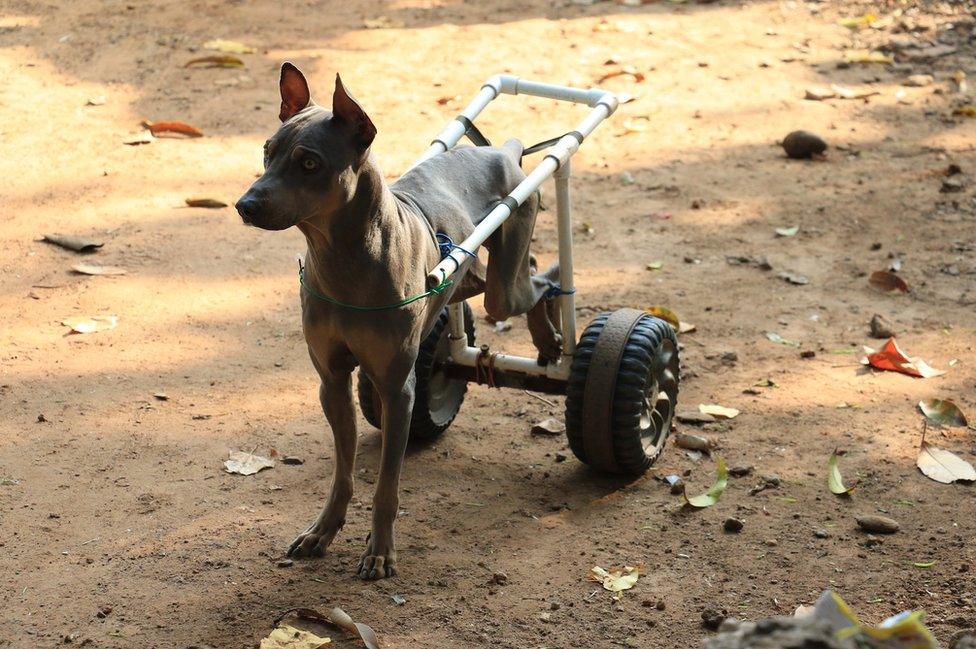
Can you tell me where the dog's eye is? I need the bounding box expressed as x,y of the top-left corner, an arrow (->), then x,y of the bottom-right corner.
302,157 -> 319,172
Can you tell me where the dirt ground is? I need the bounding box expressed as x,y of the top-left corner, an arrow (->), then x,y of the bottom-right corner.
2,0 -> 975,647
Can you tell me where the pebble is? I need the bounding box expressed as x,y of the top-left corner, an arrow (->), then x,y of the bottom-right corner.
490,571 -> 508,585
762,474 -> 781,486
814,528 -> 829,539
554,452 -> 567,463
702,607 -> 728,631
723,517 -> 744,533
941,177 -> 965,193
869,314 -> 895,339
782,130 -> 827,159
276,559 -> 293,568
95,606 -> 112,619
857,515 -> 900,534
729,465 -> 753,477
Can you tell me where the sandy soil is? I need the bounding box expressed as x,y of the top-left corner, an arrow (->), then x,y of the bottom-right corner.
1,0 -> 975,647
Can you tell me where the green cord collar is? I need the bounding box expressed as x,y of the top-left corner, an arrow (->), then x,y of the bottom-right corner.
298,260 -> 452,312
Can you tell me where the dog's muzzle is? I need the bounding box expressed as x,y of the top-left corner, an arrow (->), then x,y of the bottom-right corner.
235,196 -> 261,224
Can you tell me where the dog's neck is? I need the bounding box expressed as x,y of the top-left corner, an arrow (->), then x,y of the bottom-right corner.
297,156 -> 406,301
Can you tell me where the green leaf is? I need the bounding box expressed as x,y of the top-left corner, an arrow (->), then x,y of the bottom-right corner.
913,560 -> 936,568
765,331 -> 800,347
918,399 -> 968,428
682,456 -> 728,508
775,225 -> 799,237
827,451 -> 856,495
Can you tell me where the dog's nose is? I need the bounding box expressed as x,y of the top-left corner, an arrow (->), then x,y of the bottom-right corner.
235,196 -> 260,223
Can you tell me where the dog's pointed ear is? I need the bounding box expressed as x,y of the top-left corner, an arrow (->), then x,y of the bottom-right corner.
332,73 -> 376,149
279,62 -> 311,122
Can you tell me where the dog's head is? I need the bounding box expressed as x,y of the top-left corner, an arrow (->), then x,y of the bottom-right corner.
235,63 -> 377,230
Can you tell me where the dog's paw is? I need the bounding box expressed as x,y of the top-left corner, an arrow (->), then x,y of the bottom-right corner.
287,521 -> 342,559
357,541 -> 397,580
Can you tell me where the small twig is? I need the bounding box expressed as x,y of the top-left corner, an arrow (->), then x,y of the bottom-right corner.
522,390 -> 557,408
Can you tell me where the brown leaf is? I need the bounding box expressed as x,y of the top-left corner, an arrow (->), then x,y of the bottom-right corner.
185,198 -> 228,208
436,95 -> 461,105
273,607 -> 381,649
596,66 -> 645,84
868,270 -> 908,293
141,120 -> 204,138
184,55 -> 245,68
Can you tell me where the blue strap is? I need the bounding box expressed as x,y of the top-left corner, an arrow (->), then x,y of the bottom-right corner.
544,284 -> 576,299
436,232 -> 477,262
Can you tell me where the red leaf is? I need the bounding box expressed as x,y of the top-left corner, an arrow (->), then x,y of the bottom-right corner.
141,120 -> 204,138
863,338 -> 945,378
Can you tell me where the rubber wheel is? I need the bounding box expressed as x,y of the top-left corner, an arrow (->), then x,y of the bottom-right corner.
358,302 -> 475,442
565,312 -> 680,475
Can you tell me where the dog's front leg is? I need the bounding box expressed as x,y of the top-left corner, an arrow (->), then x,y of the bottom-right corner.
288,372 -> 358,559
357,361 -> 416,580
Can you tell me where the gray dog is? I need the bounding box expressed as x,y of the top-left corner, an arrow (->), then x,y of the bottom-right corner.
236,63 -> 561,579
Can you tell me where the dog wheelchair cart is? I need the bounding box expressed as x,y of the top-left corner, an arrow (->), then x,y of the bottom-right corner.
357,75 -> 680,476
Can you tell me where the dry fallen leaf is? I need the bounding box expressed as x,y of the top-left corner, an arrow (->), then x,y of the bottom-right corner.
185,198 -> 228,208
869,270 -> 909,293
62,315 -> 118,334
588,565 -> 640,599
185,55 -> 245,68
698,404 -> 739,419
827,450 -> 856,495
673,432 -> 716,453
272,607 -> 380,649
259,624 -> 330,648
596,66 -> 645,84
224,450 -> 275,476
918,399 -> 968,427
917,427 -> 976,484
620,117 -> 648,134
43,233 -> 104,253
71,264 -> 126,276
123,131 -> 155,146
861,338 -> 945,378
141,120 -> 204,138
202,39 -> 255,54
531,418 -> 565,436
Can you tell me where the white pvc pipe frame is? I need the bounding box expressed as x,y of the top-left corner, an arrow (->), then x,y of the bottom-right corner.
415,75 -> 619,382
